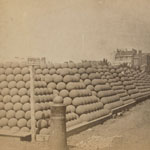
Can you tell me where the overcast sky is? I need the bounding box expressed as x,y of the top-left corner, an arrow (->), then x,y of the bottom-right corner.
0,0 -> 150,63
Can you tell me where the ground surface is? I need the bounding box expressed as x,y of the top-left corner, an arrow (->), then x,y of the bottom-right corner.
68,100 -> 150,150
0,100 -> 150,150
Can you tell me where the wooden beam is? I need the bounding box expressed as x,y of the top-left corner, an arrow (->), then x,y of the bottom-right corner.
29,65 -> 36,142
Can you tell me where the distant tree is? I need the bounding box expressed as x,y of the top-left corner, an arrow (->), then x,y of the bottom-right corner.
119,62 -> 129,68
99,58 -> 111,66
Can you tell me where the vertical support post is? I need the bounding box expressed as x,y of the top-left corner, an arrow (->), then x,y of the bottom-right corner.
29,65 -> 36,142
50,103 -> 67,150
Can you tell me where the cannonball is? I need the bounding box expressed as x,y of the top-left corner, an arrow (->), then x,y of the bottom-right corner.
25,81 -> 30,89
35,111 -> 43,120
16,81 -> 25,89
22,103 -> 30,111
8,118 -> 17,127
23,74 -> 30,81
0,81 -> 8,89
15,74 -> 23,81
39,128 -> 50,135
11,126 -> 20,132
20,127 -> 30,132
21,67 -> 29,75
0,118 -> 8,127
20,95 -> 30,104
3,95 -> 11,103
5,68 -> 13,75
13,103 -> 22,111
11,95 -> 20,103
4,102 -> 13,111
18,88 -> 27,96
8,81 -> 16,88
0,95 -> 3,102
17,119 -> 27,128
25,111 -> 31,120
37,119 -> 48,128
13,67 -> 21,75
6,74 -> 15,82
0,110 -> 6,118
15,110 -> 25,119
10,88 -> 18,96
6,110 -> 15,119
53,96 -> 63,104
0,102 -> 4,110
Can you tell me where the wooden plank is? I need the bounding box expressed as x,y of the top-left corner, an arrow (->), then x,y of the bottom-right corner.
137,93 -> 150,102
0,130 -> 31,138
66,114 -> 112,137
29,65 -> 36,142
111,101 -> 136,114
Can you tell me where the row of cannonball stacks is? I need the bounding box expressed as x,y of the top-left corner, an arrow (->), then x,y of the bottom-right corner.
94,65 -> 126,109
112,68 -> 140,103
101,66 -> 142,104
142,74 -> 150,94
69,63 -> 126,122
108,77 -> 130,105
79,64 -> 123,112
90,64 -> 148,106
33,62 -> 111,129
32,61 -> 150,132
34,62 -> 85,129
75,65 -> 111,124
106,67 -> 130,105
31,62 -> 150,132
33,65 -> 53,135
0,62 -> 31,132
1,60 -> 149,135
124,69 -> 143,100
134,72 -> 150,96
94,66 -> 124,110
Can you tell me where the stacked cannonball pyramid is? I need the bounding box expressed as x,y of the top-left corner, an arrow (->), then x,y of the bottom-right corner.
142,74 -> 150,95
89,65 -> 124,111
80,62 -> 101,96
108,76 -> 130,105
33,64 -> 52,135
38,61 -> 110,128
97,81 -> 123,111
109,67 -> 135,104
134,72 -> 150,96
0,62 -> 30,132
132,70 -> 145,97
93,66 -> 123,110
124,69 -> 143,100
45,62 -> 85,127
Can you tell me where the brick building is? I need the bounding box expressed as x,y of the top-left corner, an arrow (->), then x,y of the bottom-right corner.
114,49 -> 150,73
114,49 -> 142,67
141,53 -> 150,73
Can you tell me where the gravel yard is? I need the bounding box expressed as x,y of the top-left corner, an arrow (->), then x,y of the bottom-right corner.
68,99 -> 150,150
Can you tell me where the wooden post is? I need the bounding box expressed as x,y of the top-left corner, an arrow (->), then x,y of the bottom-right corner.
29,65 -> 36,142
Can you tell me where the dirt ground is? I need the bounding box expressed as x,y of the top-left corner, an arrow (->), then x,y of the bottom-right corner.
0,99 -> 150,150
68,100 -> 150,150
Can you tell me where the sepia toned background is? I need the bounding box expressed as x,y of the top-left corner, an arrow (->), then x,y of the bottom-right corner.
0,1 -> 150,150
0,0 -> 150,62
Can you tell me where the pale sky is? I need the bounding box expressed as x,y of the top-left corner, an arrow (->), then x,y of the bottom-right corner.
0,0 -> 150,63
